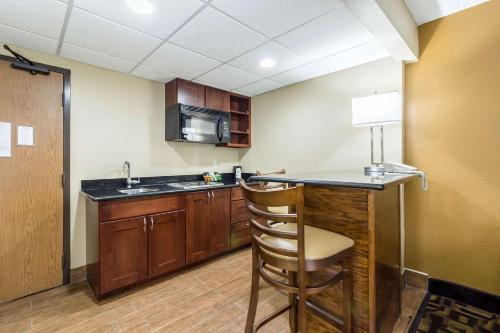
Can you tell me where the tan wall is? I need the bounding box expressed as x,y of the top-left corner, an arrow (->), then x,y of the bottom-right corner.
0,46 -> 240,268
240,57 -> 404,173
404,1 -> 500,294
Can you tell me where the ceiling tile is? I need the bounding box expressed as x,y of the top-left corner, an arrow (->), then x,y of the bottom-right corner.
142,42 -> 220,80
74,0 -> 204,39
276,5 -> 374,61
60,43 -> 136,73
196,65 -> 261,90
228,41 -> 307,77
131,65 -> 177,83
237,79 -> 283,96
271,63 -> 328,85
0,23 -> 59,54
0,0 -> 67,39
211,0 -> 341,37
404,0 -> 460,25
169,6 -> 267,62
64,8 -> 161,62
316,41 -> 390,72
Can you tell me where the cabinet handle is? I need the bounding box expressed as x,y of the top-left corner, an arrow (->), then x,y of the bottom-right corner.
207,191 -> 210,201
211,190 -> 214,200
143,217 -> 146,232
150,216 -> 154,231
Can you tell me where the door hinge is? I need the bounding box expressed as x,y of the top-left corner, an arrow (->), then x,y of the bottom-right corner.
61,253 -> 65,269
62,93 -> 65,107
61,173 -> 65,188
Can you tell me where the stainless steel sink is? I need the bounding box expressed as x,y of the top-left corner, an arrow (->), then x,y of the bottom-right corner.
168,181 -> 221,189
117,188 -> 159,195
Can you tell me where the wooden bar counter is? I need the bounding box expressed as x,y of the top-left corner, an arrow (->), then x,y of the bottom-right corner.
249,171 -> 418,333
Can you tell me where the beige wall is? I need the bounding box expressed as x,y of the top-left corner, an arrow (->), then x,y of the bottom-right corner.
240,57 -> 404,173
0,47 -> 405,270
0,46 -> 240,268
404,1 -> 500,294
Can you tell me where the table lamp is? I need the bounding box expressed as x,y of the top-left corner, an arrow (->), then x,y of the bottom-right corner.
352,91 -> 402,175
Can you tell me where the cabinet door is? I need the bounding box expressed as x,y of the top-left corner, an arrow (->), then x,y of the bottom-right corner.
206,86 -> 230,112
186,191 -> 211,264
148,210 -> 186,278
209,188 -> 231,256
177,79 -> 205,108
100,217 -> 147,294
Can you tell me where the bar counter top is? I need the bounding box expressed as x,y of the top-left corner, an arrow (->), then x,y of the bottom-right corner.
249,170 -> 417,190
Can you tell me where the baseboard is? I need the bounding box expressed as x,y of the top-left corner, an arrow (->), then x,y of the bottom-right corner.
70,265 -> 87,284
428,278 -> 500,314
403,268 -> 429,291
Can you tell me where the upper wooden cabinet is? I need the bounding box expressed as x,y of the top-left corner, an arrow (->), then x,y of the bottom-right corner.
206,86 -> 230,112
165,79 -> 251,147
166,78 -> 206,108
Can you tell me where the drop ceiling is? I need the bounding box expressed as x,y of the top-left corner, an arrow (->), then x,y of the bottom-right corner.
0,0 -> 483,96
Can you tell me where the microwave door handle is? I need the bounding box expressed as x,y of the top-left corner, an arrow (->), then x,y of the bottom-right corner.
216,118 -> 223,142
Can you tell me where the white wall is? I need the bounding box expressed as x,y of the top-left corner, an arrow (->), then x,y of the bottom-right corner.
239,57 -> 403,173
1,46 -> 241,268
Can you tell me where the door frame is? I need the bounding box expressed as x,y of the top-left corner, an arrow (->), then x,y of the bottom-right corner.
0,54 -> 71,284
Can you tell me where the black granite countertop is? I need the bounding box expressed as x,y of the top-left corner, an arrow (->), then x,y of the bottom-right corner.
81,173 -> 255,201
249,170 -> 418,190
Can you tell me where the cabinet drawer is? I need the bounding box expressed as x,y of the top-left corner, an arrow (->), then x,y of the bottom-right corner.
231,184 -> 258,201
230,220 -> 251,248
231,199 -> 249,224
100,194 -> 185,222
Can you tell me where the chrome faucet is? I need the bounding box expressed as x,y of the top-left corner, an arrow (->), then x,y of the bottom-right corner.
122,161 -> 140,188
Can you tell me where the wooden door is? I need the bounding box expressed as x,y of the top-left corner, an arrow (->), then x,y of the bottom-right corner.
0,60 -> 64,303
177,79 -> 205,108
100,217 -> 147,294
148,210 -> 186,278
209,189 -> 230,256
206,86 -> 230,112
186,191 -> 211,264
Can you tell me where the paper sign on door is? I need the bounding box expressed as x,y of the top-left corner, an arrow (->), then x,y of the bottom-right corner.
17,126 -> 34,146
0,122 -> 12,157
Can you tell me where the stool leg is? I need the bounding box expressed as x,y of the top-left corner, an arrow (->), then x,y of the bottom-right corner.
288,271 -> 298,333
297,271 -> 307,333
342,256 -> 353,333
245,243 -> 260,333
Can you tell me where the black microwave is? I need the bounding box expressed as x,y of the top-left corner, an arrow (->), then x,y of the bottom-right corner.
165,103 -> 230,144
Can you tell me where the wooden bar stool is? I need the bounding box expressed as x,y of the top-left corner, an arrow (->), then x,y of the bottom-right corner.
239,179 -> 355,333
256,169 -> 289,219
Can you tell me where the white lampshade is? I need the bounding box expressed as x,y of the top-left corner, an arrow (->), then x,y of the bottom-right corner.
352,91 -> 402,127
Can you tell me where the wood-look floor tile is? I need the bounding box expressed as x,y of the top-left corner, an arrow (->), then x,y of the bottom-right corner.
0,248 -> 425,333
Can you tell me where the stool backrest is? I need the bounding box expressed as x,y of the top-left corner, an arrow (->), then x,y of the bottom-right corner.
239,179 -> 305,266
256,169 -> 288,190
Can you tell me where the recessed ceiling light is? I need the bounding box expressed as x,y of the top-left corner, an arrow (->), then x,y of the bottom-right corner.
127,0 -> 154,15
259,58 -> 276,68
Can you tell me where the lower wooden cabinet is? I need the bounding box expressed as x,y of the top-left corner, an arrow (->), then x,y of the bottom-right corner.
230,220 -> 251,249
100,216 -> 148,294
86,187 -> 250,298
186,188 -> 230,264
148,211 -> 186,278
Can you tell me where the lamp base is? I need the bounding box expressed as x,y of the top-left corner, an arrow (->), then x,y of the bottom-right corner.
364,165 -> 385,176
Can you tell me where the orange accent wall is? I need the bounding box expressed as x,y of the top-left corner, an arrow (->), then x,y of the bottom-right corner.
404,1 -> 500,294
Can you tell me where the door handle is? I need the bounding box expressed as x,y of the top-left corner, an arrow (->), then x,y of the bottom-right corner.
143,217 -> 147,232
150,216 -> 154,231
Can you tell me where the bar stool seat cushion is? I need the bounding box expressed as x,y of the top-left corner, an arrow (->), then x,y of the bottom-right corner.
267,206 -> 288,214
260,223 -> 354,261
